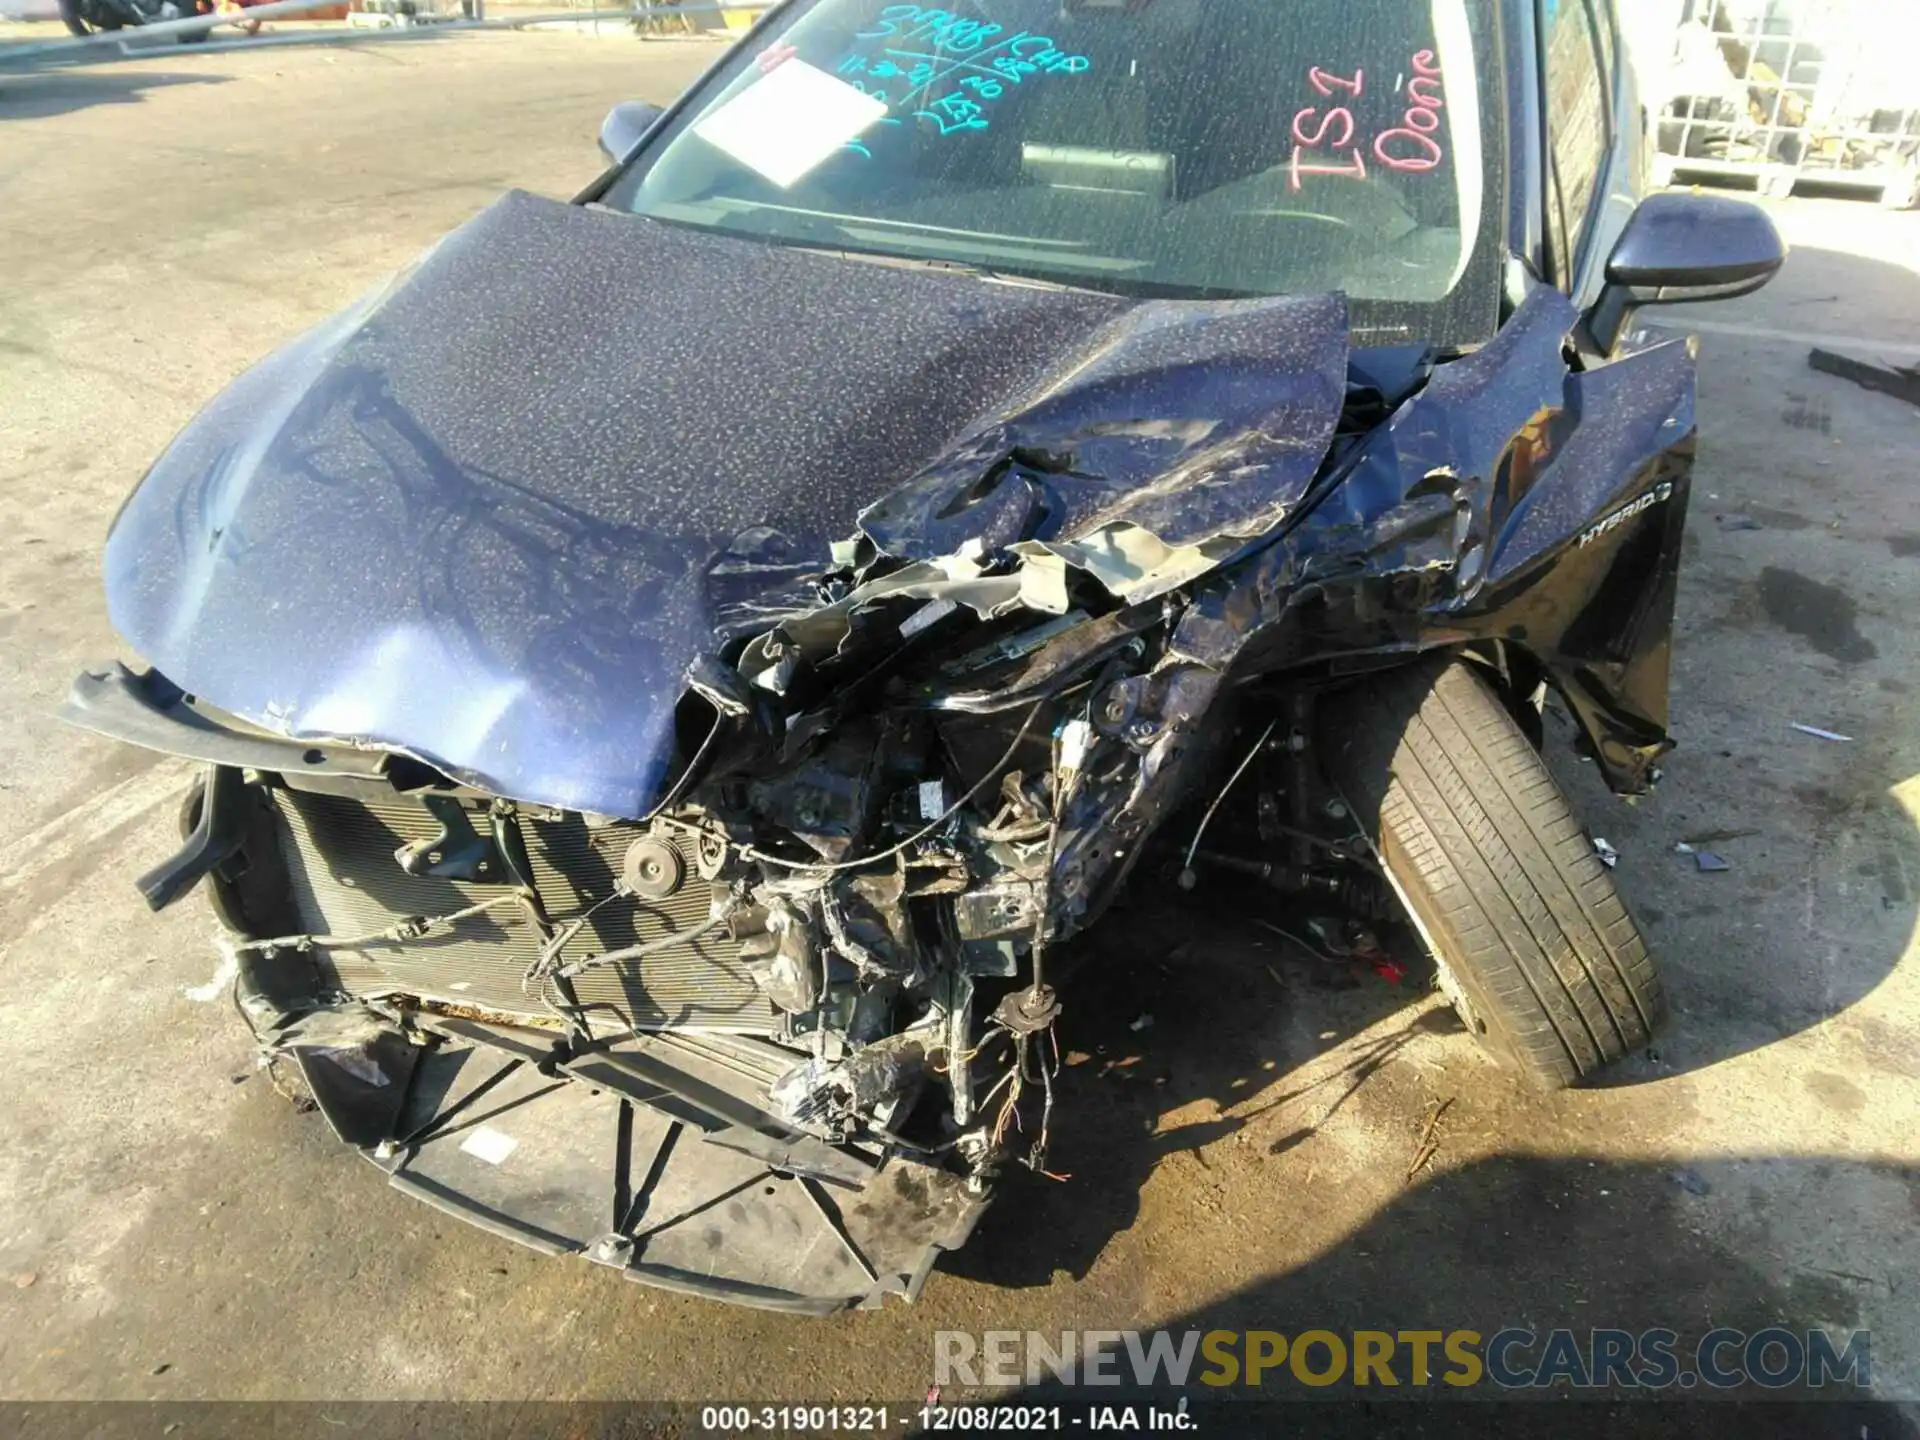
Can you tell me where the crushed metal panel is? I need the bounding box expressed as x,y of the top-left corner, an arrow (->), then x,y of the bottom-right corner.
100,191 -> 1133,819
1166,286 -> 1698,791
1011,523 -> 1241,606
68,143 -> 1716,1315
857,292 -> 1351,571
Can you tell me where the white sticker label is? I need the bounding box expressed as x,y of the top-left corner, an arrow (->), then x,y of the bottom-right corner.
918,781 -> 947,820
899,597 -> 958,639
692,59 -> 887,189
459,1125 -> 519,1166
1057,718 -> 1093,773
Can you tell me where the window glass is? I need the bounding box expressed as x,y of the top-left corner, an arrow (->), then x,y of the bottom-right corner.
1588,0 -> 1617,89
1542,0 -> 1608,261
603,0 -> 1504,342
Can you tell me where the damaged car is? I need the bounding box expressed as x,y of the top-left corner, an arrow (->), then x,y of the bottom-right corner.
66,0 -> 1784,1310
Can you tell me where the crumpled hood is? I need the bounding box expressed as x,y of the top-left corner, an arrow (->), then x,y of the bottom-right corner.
105,190 -> 1348,816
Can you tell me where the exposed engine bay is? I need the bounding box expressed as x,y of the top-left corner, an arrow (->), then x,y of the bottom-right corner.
65,579 -> 1399,1309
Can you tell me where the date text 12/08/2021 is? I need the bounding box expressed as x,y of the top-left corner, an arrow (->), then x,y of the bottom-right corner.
699,1406 -> 1191,1432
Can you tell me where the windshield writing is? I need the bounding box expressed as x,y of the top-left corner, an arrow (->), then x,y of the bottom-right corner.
606,0 -> 1499,341
838,7 -> 1091,140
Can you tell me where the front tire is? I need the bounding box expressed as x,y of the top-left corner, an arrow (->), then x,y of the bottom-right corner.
1324,657 -> 1666,1088
58,0 -> 120,33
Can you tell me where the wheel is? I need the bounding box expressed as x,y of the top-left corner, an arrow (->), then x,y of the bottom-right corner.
178,2 -> 218,41
57,0 -> 122,32
1322,656 -> 1666,1089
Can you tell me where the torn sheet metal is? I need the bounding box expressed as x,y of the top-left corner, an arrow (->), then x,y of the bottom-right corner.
100,190 -> 1353,820
857,292 -> 1350,598
100,191 -> 1134,819
1167,286 -> 1697,790
736,548 -> 1073,696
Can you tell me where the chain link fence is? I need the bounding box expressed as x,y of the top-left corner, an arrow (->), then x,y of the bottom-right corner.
1650,0 -> 1920,206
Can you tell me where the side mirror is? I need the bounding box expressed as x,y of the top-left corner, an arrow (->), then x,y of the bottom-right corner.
1588,191 -> 1786,352
599,101 -> 666,164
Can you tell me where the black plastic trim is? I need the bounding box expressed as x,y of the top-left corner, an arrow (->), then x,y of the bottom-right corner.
61,663 -> 390,778
135,762 -> 246,911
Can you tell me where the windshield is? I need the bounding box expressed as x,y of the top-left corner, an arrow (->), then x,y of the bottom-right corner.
603,0 -> 1502,343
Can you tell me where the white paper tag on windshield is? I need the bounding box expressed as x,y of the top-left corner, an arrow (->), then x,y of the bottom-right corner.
693,59 -> 888,189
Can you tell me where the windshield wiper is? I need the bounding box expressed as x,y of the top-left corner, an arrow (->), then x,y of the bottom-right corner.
634,205 -> 1271,302
803,247 -> 1080,292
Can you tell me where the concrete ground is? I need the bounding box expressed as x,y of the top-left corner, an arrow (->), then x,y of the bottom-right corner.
3,29 -> 1920,1423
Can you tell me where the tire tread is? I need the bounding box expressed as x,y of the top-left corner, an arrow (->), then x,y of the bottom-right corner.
1328,658 -> 1667,1088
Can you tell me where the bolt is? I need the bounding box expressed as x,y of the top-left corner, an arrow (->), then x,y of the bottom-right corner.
1324,798 -> 1348,820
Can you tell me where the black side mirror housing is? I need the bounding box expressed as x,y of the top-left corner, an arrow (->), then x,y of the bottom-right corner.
1588,191 -> 1787,352
599,101 -> 666,164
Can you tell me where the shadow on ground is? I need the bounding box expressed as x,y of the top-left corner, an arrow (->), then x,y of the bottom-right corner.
0,66 -> 227,121
985,1147 -> 1920,1436
951,683 -> 1920,1292
947,892 -> 1460,1290
1571,239 -> 1920,1074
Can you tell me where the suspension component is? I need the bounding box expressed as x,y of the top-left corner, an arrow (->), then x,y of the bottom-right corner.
1191,850 -> 1398,921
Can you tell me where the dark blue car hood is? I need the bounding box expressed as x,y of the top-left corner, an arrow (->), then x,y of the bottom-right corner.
104,191 -> 1349,816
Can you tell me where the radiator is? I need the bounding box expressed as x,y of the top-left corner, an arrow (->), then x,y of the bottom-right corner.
267,789 -> 777,1032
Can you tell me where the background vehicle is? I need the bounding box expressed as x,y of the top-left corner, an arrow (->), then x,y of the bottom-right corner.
65,0 -> 1783,1311
59,0 -> 215,36
55,0 -> 318,36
